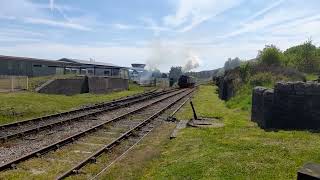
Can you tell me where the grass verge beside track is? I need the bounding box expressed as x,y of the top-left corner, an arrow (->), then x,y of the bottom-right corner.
0,83 -> 150,125
101,85 -> 320,179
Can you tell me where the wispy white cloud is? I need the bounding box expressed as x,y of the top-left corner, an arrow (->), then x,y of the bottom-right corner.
242,0 -> 286,24
113,23 -> 136,30
0,42 -> 150,67
0,0 -> 92,31
141,17 -> 172,35
164,0 -> 242,32
50,0 -> 55,11
220,1 -> 320,39
23,17 -> 92,31
0,36 -> 43,43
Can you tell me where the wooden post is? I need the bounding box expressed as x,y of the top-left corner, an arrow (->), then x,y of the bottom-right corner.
26,76 -> 29,90
11,76 -> 14,92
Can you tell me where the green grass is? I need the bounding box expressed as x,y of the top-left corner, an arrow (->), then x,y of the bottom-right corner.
102,85 -> 320,179
0,83 -> 148,125
28,74 -> 77,91
305,73 -> 318,81
226,72 -> 290,110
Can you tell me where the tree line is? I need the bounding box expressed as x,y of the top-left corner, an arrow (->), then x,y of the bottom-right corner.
257,39 -> 320,73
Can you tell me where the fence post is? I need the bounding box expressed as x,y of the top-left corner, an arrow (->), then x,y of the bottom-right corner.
11,76 -> 14,92
26,76 -> 29,90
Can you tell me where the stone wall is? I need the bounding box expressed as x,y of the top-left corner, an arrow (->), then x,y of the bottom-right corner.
251,81 -> 320,130
37,76 -> 128,95
214,68 -> 242,100
216,76 -> 235,100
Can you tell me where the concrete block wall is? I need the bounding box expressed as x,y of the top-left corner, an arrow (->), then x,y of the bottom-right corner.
215,76 -> 235,101
88,77 -> 129,94
37,77 -> 88,96
37,76 -> 128,95
251,82 -> 320,130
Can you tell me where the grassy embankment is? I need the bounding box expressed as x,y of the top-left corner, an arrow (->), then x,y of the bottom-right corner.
0,83 -> 149,125
102,85 -> 320,179
226,72 -> 318,111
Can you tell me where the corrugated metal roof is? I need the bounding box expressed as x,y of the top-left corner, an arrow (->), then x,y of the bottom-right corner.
0,55 -> 67,64
59,58 -> 120,67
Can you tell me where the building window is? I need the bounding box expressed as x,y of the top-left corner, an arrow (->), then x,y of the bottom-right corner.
104,70 -> 110,76
8,61 -> 13,70
112,69 -> 120,76
88,70 -> 93,74
33,64 -> 42,67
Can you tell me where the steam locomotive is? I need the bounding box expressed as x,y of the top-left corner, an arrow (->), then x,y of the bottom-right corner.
178,75 -> 195,88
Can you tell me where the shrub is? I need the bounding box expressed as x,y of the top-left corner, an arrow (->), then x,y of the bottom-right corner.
258,45 -> 284,66
239,62 -> 251,82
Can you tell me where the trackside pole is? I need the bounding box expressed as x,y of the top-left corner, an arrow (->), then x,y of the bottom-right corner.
190,101 -> 198,120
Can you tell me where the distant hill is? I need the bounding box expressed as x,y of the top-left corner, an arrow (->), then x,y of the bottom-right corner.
186,68 -> 222,79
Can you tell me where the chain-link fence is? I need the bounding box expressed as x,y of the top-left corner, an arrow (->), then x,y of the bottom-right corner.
0,76 -> 28,92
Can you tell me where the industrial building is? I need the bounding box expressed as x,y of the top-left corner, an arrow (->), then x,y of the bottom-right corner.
58,58 -> 128,79
0,55 -> 128,79
129,63 -> 148,83
0,55 -> 67,77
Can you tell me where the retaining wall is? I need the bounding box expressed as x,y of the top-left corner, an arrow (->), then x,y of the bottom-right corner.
251,81 -> 320,130
37,76 -> 128,95
88,77 -> 128,94
37,77 -> 88,96
214,68 -> 242,100
214,76 -> 237,100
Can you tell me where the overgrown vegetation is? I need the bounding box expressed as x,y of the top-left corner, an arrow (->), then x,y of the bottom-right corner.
258,39 -> 320,73
226,72 -> 289,110
0,83 -> 148,125
223,39 -> 320,110
258,45 -> 284,66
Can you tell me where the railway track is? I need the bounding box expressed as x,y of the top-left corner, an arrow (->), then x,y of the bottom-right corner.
58,89 -> 195,180
0,88 -> 192,175
0,88 -> 177,142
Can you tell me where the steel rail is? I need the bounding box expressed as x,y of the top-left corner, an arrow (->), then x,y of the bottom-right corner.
0,88 -> 163,130
0,89 -> 178,142
91,89 -> 196,180
0,89 -> 188,171
56,88 -> 195,180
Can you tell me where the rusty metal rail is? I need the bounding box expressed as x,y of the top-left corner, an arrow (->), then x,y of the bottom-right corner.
0,89 -> 188,171
56,88 -> 196,179
0,89 -> 160,130
0,89 -> 178,142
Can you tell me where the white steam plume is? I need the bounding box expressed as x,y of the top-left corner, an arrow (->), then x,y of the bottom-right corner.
183,53 -> 200,72
145,40 -> 201,72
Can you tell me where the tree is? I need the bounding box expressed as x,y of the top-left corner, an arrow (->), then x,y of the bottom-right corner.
151,69 -> 162,78
258,45 -> 284,66
161,73 -> 168,78
284,39 -> 319,73
239,62 -> 251,82
224,57 -> 241,70
169,66 -> 183,82
300,40 -> 318,72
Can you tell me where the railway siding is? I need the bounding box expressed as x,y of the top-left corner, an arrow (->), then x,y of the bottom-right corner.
0,88 -> 194,178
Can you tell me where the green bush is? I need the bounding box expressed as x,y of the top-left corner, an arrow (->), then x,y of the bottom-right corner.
258,45 -> 284,66
226,72 -> 289,110
239,62 -> 251,82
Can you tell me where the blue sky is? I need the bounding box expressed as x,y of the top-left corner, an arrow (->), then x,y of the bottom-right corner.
0,0 -> 320,71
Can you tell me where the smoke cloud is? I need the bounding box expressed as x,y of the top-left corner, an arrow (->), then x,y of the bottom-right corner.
182,53 -> 200,72
145,40 -> 201,72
